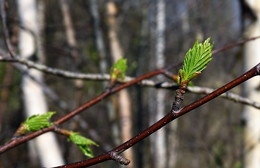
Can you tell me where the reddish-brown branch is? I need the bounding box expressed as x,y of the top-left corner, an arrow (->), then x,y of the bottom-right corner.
55,69 -> 164,125
0,0 -> 260,164
212,36 -> 260,54
0,126 -> 54,153
54,63 -> 260,168
0,69 -> 164,154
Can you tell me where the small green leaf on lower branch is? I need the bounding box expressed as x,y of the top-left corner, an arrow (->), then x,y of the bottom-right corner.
110,58 -> 128,81
69,132 -> 99,158
15,112 -> 56,135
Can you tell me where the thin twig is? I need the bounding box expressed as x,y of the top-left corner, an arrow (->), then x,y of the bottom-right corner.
0,36 -> 259,81
0,55 -> 111,80
187,86 -> 260,108
1,53 -> 259,109
0,69 -> 164,153
54,63 -> 260,168
212,36 -> 260,54
109,151 -> 130,165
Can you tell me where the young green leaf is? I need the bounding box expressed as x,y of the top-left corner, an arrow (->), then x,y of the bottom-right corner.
69,132 -> 99,158
16,112 -> 56,135
110,58 -> 128,81
179,38 -> 213,85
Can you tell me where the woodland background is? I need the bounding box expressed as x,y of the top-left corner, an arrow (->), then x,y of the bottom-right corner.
0,0 -> 260,168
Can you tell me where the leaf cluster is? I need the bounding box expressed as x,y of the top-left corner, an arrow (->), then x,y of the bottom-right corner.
69,132 -> 99,158
16,112 -> 56,135
179,38 -> 213,85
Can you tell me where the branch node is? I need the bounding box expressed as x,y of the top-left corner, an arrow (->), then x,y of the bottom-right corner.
171,88 -> 186,111
256,63 -> 260,75
110,151 -> 130,165
171,108 -> 182,114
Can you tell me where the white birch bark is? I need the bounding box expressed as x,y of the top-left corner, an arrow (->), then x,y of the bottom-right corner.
150,0 -> 167,167
17,0 -> 64,166
244,1 -> 260,168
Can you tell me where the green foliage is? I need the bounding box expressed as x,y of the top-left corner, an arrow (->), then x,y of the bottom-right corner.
69,132 -> 99,158
110,58 -> 128,81
179,38 -> 213,85
17,112 -> 56,135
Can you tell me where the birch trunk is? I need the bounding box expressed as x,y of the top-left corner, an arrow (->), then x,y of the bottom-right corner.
149,0 -> 167,167
106,2 -> 134,167
17,0 -> 64,166
243,1 -> 260,168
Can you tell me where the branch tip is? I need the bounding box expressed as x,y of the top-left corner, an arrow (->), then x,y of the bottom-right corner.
110,151 -> 130,165
256,63 -> 260,75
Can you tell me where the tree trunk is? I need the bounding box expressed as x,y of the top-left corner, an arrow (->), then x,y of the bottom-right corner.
149,0 -> 167,167
59,0 -> 79,62
243,1 -> 260,168
106,2 -> 134,167
17,0 -> 64,166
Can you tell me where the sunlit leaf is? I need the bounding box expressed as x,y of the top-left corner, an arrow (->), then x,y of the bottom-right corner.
69,132 -> 99,158
179,38 -> 213,85
16,112 -> 56,135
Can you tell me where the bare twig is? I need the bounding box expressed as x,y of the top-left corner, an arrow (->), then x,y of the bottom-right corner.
212,36 -> 260,54
0,36 -> 259,81
0,55 -> 110,80
187,86 -> 260,108
1,54 -> 259,110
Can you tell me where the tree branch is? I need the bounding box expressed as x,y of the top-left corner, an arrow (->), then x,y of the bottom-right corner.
0,68 -> 164,153
54,63 -> 260,168
212,36 -> 260,54
0,35 -> 259,81
187,86 -> 260,108
1,53 -> 259,110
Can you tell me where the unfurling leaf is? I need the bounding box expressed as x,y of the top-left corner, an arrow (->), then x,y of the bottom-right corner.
110,58 -> 128,81
69,132 -> 99,158
178,38 -> 213,85
16,112 -> 56,135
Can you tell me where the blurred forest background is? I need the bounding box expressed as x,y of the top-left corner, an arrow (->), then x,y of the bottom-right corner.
0,0 -> 260,168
